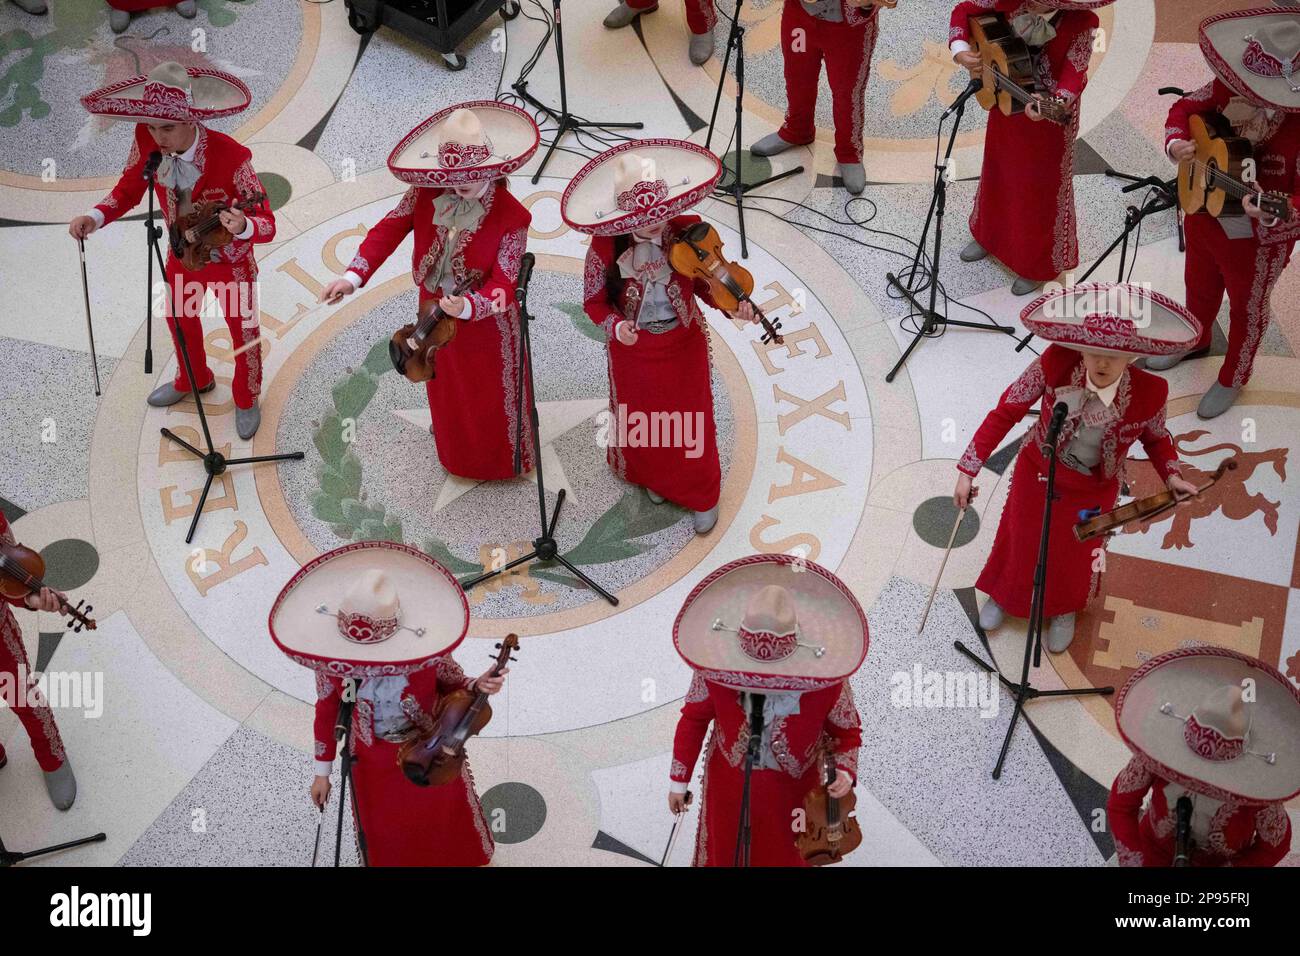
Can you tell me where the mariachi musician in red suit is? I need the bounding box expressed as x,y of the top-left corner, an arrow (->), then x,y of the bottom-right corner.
0,511 -> 76,810
563,140 -> 760,535
953,284 -> 1202,654
667,554 -> 866,866
270,542 -> 505,867
71,62 -> 275,441
950,1 -> 1110,296
750,0 -> 888,196
320,102 -> 541,481
1108,647 -> 1298,867
602,1 -> 718,66
1153,8 -> 1300,420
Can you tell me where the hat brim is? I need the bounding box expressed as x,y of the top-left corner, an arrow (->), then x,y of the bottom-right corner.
1020,283 -> 1202,357
269,542 -> 469,679
673,555 -> 868,692
388,100 -> 540,187
1200,9 -> 1300,114
561,139 -> 722,237
1115,647 -> 1300,805
81,68 -> 252,124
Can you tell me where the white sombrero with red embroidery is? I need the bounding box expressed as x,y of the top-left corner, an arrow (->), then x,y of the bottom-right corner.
81,61 -> 251,125
561,139 -> 722,237
1201,8 -> 1300,113
269,542 -> 469,679
673,554 -> 868,693
1020,283 -> 1202,358
387,101 -> 540,187
1116,647 -> 1300,805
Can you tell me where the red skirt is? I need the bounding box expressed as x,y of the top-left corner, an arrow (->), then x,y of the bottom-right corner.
605,320 -> 721,513
970,109 -> 1079,282
421,296 -> 533,481
349,737 -> 494,867
977,442 -> 1119,619
692,740 -> 812,867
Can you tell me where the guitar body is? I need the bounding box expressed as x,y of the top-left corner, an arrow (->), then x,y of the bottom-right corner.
969,13 -> 1038,119
1179,113 -> 1252,219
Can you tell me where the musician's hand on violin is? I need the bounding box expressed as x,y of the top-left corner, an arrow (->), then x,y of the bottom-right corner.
69,215 -> 98,240
1167,475 -> 1200,504
614,319 -> 639,347
319,278 -> 356,304
474,666 -> 508,696
440,294 -> 469,319
827,770 -> 853,799
218,208 -> 247,236
954,50 -> 982,79
668,791 -> 690,814
310,775 -> 331,809
23,586 -> 66,613
953,473 -> 979,511
1168,140 -> 1196,164
732,301 -> 759,326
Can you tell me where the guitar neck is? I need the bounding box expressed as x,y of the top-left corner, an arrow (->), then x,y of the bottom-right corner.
992,69 -> 1069,123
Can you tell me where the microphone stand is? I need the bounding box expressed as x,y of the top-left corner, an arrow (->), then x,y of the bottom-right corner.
885,82 -> 1015,383
1014,170 -> 1180,354
144,159 -> 305,544
706,0 -> 802,259
1173,795 -> 1193,867
954,402 -> 1113,779
733,692 -> 764,867
333,681 -> 368,867
0,829 -> 107,867
142,150 -> 164,374
512,0 -> 644,184
461,253 -> 619,605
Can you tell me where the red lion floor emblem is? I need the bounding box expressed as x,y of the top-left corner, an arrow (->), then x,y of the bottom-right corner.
1122,430 -> 1287,550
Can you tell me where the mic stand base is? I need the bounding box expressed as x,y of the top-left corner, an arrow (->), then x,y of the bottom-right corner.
0,830 -> 107,867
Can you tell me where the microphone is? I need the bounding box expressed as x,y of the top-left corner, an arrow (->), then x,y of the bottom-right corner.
142,150 -> 162,181
942,76 -> 983,120
1045,400 -> 1069,443
1173,795 -> 1193,867
514,251 -> 535,310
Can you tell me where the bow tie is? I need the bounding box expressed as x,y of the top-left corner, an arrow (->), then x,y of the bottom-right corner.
156,153 -> 200,192
432,191 -> 487,232
1011,13 -> 1057,48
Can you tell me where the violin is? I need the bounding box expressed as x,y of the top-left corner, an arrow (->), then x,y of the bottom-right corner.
169,191 -> 268,272
389,275 -> 476,383
1073,459 -> 1238,543
848,0 -> 897,7
0,540 -> 96,632
397,633 -> 518,787
795,751 -> 861,866
667,222 -> 786,345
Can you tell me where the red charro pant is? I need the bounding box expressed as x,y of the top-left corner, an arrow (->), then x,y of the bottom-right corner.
778,1 -> 880,164
1,608 -> 66,772
626,0 -> 717,34
1183,213 -> 1295,389
163,255 -> 263,410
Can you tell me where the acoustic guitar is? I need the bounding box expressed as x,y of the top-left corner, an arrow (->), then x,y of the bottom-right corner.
1177,113 -> 1293,222
968,12 -> 1073,126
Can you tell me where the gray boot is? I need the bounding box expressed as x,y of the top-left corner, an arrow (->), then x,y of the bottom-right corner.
646,487 -> 665,504
176,0 -> 197,17
1045,613 -> 1076,654
693,505 -> 719,534
44,760 -> 77,811
236,401 -> 261,440
1012,276 -> 1045,297
837,162 -> 866,196
1197,382 -> 1240,420
750,131 -> 804,157
1147,346 -> 1208,372
604,1 -> 656,28
148,379 -> 215,407
960,239 -> 988,262
10,0 -> 48,14
689,30 -> 714,65
978,598 -> 1004,631
109,8 -> 131,32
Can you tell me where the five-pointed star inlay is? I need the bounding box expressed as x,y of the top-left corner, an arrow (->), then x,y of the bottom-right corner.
392,398 -> 609,512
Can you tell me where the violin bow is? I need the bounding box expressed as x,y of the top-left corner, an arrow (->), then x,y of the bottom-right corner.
77,237 -> 102,397
918,499 -> 972,634
659,790 -> 693,867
